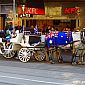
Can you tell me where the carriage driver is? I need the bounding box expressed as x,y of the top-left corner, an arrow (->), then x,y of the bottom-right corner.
5,28 -> 17,49
5,29 -> 11,49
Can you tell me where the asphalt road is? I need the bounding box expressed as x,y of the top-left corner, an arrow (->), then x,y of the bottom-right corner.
0,54 -> 85,85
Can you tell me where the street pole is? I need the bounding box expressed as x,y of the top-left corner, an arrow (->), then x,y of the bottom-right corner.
13,0 -> 16,30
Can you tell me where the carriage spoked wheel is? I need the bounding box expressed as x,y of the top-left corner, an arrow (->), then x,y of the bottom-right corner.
18,48 -> 31,62
34,48 -> 46,61
3,50 -> 15,58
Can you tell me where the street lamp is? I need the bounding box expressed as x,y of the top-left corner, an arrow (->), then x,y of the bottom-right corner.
13,0 -> 16,29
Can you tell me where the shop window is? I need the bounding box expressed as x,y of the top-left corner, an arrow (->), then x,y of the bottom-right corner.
53,20 -> 60,25
71,20 -> 76,29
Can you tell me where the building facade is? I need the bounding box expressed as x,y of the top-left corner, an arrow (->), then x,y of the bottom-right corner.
0,1 -> 85,31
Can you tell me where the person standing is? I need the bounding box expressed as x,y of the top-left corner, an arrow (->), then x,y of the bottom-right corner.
34,25 -> 39,34
45,25 -> 51,34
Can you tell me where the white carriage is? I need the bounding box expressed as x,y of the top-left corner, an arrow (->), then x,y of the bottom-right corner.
0,30 -> 46,62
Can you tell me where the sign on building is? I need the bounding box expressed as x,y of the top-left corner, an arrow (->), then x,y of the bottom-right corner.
0,5 -> 13,14
17,5 -> 45,17
46,7 -> 62,17
64,7 -> 80,15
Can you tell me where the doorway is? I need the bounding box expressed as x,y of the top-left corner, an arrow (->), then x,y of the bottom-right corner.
0,14 -> 6,30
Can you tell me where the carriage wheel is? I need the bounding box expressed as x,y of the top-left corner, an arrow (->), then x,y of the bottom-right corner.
18,48 -> 31,62
3,50 -> 15,58
34,49 -> 46,61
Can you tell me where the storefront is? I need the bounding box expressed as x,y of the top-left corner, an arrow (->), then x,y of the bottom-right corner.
0,1 -> 85,31
16,1 -> 83,31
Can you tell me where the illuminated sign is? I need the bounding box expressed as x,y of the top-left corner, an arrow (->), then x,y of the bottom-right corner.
17,5 -> 45,16
64,7 -> 80,15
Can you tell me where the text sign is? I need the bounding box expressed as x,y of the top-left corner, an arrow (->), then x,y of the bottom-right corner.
17,5 -> 45,15
64,7 -> 80,15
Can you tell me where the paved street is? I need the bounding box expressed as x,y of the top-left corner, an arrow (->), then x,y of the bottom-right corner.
0,54 -> 85,85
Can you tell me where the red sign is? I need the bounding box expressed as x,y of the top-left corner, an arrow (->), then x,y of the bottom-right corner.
64,7 -> 80,15
17,5 -> 45,16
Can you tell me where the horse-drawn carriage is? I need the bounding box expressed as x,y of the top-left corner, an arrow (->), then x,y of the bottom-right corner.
0,29 -> 84,64
0,30 -> 46,62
